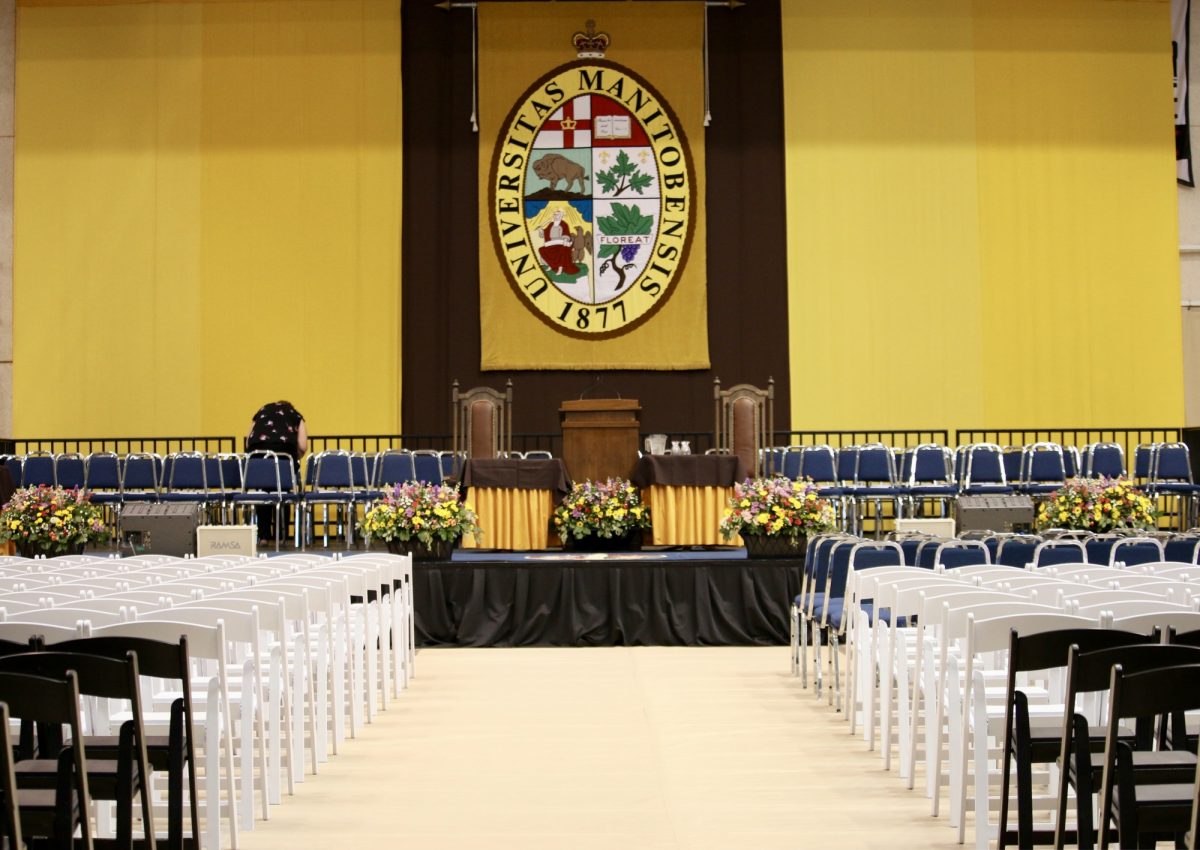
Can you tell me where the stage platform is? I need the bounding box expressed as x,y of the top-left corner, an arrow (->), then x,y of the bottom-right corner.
415,548 -> 800,648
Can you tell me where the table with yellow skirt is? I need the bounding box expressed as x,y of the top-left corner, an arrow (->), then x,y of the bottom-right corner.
631,455 -> 749,546
460,458 -> 571,551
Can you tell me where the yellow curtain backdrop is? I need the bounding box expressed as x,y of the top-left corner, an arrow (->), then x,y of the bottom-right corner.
783,0 -> 1182,433
477,2 -> 709,370
14,0 -> 402,440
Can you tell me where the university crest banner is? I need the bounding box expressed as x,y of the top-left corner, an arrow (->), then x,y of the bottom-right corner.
478,3 -> 710,370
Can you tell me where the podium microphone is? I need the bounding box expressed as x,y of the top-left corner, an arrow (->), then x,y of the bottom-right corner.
578,373 -> 621,400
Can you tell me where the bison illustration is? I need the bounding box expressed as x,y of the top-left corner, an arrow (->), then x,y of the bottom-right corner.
532,153 -> 588,194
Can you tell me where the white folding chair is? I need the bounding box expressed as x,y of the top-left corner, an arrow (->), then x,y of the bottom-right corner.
946,611 -> 1093,848
93,618 -> 239,850
136,607 -> 269,833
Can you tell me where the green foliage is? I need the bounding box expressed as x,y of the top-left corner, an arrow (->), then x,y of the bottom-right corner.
595,150 -> 653,197
597,203 -> 653,237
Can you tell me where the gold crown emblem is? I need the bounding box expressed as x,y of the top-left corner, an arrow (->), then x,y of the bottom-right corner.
573,20 -> 610,58
560,117 -> 578,130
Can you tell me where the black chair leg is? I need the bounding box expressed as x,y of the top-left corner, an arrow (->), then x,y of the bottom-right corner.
1015,692 -> 1036,848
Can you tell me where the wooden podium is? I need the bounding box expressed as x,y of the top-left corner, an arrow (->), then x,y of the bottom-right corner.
559,398 -> 641,483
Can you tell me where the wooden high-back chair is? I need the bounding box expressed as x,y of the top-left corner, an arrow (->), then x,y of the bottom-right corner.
714,377 -> 774,477
451,379 -> 513,461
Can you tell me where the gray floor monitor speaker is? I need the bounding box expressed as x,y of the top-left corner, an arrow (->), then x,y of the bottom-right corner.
954,494 -> 1035,533
121,502 -> 204,556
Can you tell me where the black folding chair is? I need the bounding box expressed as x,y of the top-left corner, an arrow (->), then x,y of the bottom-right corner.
0,670 -> 92,850
0,702 -> 23,850
997,628 -> 1149,849
49,635 -> 198,850
0,651 -> 155,850
1098,663 -> 1200,849
1054,645 -> 1200,849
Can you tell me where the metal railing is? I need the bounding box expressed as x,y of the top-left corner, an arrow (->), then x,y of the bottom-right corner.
306,433 -> 564,457
0,428 -> 1183,466
11,436 -> 238,456
770,429 -> 950,449
954,428 -> 1183,468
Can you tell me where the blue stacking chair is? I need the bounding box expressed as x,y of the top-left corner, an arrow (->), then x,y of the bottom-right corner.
1063,445 -> 1081,478
1083,442 -> 1125,479
230,451 -> 299,550
1109,536 -> 1164,567
792,532 -> 838,678
121,453 -> 161,503
844,540 -> 906,625
21,452 -> 54,487
811,538 -> 858,701
1133,444 -> 1157,490
350,453 -> 378,510
888,534 -> 928,565
304,450 -> 356,548
835,446 -> 859,528
915,537 -> 951,569
848,444 -> 903,538
933,540 -> 989,570
979,532 -> 1036,563
1085,535 -> 1119,564
799,445 -> 846,526
376,450 -> 417,490
816,540 -> 904,709
839,540 -> 905,714
1164,534 -> 1200,563
53,453 -> 86,490
906,444 -> 957,518
439,451 -> 463,480
1002,447 -> 1024,490
995,535 -> 1041,568
524,450 -> 553,461
796,534 -> 852,687
960,443 -> 1012,495
216,453 -> 243,524
84,453 -> 122,509
1020,443 -> 1067,496
160,451 -> 209,507
779,447 -> 803,481
1031,539 -> 1086,568
412,450 -> 443,484
1149,443 -> 1200,529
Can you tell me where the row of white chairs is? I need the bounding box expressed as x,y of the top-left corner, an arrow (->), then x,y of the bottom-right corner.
797,533 -> 1200,848
0,551 -> 414,850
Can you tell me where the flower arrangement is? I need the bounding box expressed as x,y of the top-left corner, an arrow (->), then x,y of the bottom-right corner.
720,476 -> 836,543
553,478 -> 652,543
1035,477 -> 1156,532
359,482 -> 482,546
0,485 -> 109,555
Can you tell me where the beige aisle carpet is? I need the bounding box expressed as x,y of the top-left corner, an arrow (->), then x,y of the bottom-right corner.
237,647 -> 964,850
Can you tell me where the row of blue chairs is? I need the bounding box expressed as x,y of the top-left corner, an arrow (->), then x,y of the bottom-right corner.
761,441 -> 1200,532
763,441 -> 1196,493
0,449 -> 461,494
1,448 -> 559,494
0,449 -> 495,550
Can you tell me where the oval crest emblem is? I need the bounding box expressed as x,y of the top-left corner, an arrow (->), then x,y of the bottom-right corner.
488,59 -> 695,339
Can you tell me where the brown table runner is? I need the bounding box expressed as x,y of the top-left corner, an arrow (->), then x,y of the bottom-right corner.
462,459 -> 571,498
630,455 -> 749,488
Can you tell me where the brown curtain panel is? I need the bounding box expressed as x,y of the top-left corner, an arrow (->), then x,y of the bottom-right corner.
401,0 -> 789,441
